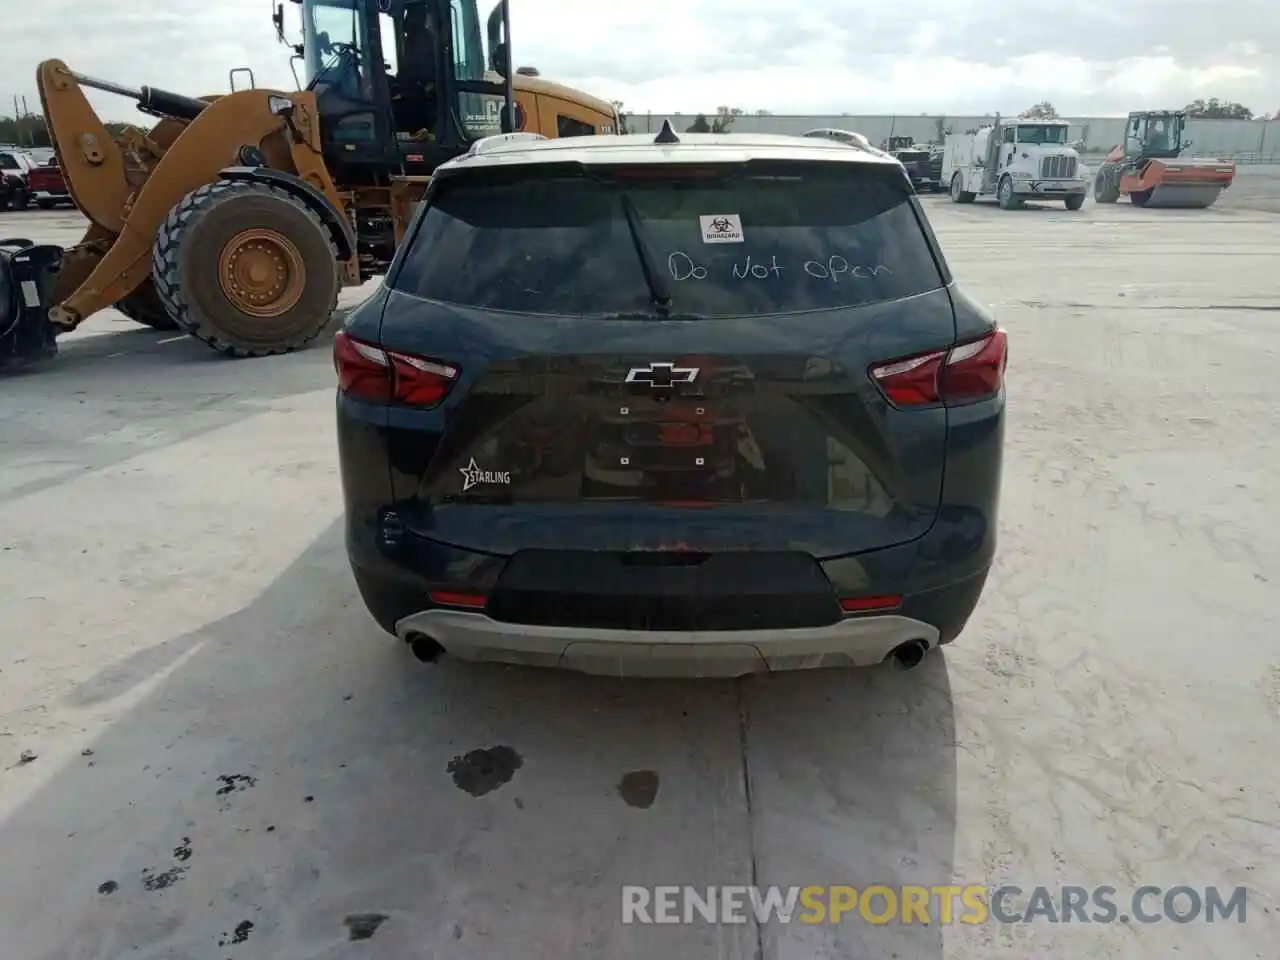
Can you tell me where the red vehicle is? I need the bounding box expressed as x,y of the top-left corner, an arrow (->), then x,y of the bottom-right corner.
25,158 -> 72,209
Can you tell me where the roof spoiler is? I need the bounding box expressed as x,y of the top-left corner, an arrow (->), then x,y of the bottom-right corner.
464,132 -> 548,157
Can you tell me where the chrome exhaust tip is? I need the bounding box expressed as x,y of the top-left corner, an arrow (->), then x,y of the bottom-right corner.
407,632 -> 445,664
886,639 -> 929,671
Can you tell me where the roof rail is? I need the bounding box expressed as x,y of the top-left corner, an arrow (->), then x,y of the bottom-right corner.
465,132 -> 548,157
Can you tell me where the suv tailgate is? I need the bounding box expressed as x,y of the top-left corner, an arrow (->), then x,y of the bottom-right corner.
379,158 -> 958,558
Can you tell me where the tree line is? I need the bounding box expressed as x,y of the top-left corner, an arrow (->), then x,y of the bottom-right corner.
0,113 -> 130,147
6,97 -> 1278,150
1022,100 -> 1270,120
608,100 -> 1279,128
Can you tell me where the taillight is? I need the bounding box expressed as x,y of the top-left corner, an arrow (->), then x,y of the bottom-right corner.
333,331 -> 391,400
870,329 -> 1007,408
333,330 -> 459,407
429,590 -> 488,609
840,594 -> 902,613
941,330 -> 1008,402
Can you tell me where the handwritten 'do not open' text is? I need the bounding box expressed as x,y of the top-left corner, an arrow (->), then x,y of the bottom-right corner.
667,252 -> 891,283
803,256 -> 892,281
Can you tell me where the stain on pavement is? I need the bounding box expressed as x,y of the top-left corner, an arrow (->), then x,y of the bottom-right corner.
447,746 -> 523,797
618,770 -> 660,809
215,774 -> 257,797
344,913 -> 388,941
141,866 -> 185,891
218,920 -> 254,946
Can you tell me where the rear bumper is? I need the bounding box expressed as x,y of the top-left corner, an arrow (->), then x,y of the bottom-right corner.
339,362 -> 1002,678
393,607 -> 942,678
349,544 -> 991,677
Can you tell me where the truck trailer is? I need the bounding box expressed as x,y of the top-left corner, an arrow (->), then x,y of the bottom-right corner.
942,118 -> 1086,210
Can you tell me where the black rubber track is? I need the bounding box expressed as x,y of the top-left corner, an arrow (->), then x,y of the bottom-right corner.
151,179 -> 340,358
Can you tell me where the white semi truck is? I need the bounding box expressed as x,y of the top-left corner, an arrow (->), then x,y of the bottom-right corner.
942,117 -> 1087,210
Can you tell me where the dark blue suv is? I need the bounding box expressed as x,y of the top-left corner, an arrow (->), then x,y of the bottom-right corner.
334,125 -> 1006,678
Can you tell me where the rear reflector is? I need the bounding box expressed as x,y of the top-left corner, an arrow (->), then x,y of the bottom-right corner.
870,328 -> 1007,408
334,331 -> 459,407
428,590 -> 488,609
840,594 -> 902,613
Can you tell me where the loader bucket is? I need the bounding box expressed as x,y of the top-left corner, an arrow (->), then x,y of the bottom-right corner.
1144,183 -> 1226,209
0,239 -> 62,369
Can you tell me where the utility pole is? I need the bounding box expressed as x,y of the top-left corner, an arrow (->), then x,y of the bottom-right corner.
21,96 -> 36,147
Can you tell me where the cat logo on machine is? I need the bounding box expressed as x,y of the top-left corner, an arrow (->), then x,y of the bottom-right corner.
483,99 -> 526,131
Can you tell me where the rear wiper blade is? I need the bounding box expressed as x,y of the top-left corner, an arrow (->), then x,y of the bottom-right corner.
619,193 -> 673,316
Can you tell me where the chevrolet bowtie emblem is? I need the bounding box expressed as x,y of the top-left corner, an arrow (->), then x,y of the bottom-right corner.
624,362 -> 700,388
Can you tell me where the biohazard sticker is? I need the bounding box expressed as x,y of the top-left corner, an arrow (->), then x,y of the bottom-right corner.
699,214 -> 744,243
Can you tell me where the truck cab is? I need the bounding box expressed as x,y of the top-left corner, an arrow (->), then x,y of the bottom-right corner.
942,118 -> 1087,210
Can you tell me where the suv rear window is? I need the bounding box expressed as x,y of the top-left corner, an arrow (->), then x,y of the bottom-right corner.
392,162 -> 945,317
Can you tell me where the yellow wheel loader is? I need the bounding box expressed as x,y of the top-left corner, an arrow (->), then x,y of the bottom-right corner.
9,0 -> 619,366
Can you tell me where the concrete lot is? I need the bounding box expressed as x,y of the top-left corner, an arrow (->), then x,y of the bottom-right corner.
1,180 -> 1278,959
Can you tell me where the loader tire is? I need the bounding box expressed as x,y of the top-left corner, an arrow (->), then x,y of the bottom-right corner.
151,179 -> 340,358
115,277 -> 179,331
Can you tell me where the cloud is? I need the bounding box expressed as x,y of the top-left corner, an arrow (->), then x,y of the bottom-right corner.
573,54 -> 1269,118
3,1 -> 287,121
1,0 -> 1275,123
513,0 -> 1279,116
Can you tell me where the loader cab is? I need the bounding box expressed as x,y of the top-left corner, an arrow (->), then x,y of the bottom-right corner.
1124,111 -> 1185,160
295,0 -> 514,177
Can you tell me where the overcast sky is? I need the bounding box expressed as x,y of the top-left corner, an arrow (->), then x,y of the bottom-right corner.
3,0 -> 1277,122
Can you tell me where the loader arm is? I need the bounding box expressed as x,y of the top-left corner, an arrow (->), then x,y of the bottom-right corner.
35,65 -> 352,331
36,60 -> 134,234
